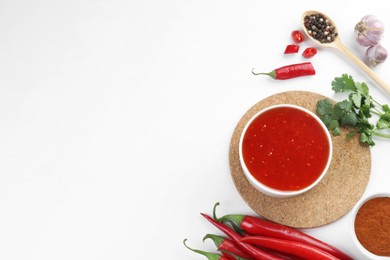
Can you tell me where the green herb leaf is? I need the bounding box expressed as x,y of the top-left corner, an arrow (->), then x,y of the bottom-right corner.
330,120 -> 341,136
332,125 -> 341,136
350,93 -> 362,108
356,82 -> 369,96
331,74 -> 356,92
316,73 -> 390,147
341,112 -> 358,126
377,119 -> 390,129
360,132 -> 375,146
346,131 -> 357,140
336,99 -> 353,112
382,104 -> 390,113
316,99 -> 334,117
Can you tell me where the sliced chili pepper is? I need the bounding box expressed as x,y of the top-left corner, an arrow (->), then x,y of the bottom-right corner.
291,30 -> 305,43
241,236 -> 340,260
302,47 -> 318,58
183,239 -> 231,260
203,234 -> 255,260
284,44 -> 299,54
213,203 -> 352,260
201,213 -> 284,260
252,62 -> 315,80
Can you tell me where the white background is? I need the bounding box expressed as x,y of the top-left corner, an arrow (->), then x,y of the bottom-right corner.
1,0 -> 389,259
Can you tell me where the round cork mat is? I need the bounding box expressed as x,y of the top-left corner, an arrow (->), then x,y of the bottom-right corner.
229,90 -> 371,228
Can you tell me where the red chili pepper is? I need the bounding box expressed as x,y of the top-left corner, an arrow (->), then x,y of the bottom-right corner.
302,47 -> 318,58
284,44 -> 299,54
201,213 -> 284,260
252,62 -> 315,80
221,252 -> 238,260
241,236 -> 340,260
203,234 -> 255,260
183,239 -> 232,260
220,250 -> 248,260
213,203 -> 352,260
291,30 -> 305,43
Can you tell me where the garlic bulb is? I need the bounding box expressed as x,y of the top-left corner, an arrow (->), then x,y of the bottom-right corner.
355,15 -> 385,46
365,44 -> 388,67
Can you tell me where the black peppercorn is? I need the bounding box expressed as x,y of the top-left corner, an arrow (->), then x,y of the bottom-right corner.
304,14 -> 337,43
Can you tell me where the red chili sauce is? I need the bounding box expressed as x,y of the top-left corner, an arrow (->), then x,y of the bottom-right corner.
242,106 -> 330,191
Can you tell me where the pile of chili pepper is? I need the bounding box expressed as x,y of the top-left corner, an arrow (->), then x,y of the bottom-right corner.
184,202 -> 352,260
252,29 -> 318,80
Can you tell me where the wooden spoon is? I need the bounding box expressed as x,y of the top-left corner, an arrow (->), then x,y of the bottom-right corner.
302,10 -> 390,96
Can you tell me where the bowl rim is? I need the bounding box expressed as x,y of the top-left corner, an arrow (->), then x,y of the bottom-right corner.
238,103 -> 333,198
351,192 -> 390,259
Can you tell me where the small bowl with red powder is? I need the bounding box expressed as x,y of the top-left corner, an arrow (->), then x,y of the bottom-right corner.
351,193 -> 390,259
239,104 -> 333,198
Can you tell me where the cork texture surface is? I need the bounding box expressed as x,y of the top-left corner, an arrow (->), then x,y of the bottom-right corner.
229,90 -> 371,228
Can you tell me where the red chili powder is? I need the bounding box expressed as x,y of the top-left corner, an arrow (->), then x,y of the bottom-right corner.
354,197 -> 390,256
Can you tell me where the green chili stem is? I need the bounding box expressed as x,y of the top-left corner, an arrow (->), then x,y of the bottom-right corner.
251,68 -> 275,79
183,239 -> 221,260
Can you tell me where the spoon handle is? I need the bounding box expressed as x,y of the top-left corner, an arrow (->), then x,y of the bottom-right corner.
334,40 -> 390,95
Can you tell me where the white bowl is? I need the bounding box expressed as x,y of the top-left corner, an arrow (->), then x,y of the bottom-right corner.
351,193 -> 390,259
239,104 -> 332,198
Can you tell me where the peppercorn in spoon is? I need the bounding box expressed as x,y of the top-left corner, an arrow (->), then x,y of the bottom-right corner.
302,10 -> 390,96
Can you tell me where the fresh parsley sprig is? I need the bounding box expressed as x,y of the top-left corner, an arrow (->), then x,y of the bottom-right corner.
316,74 -> 390,147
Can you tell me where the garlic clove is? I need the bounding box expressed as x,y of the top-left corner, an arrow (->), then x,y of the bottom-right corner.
365,44 -> 388,67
